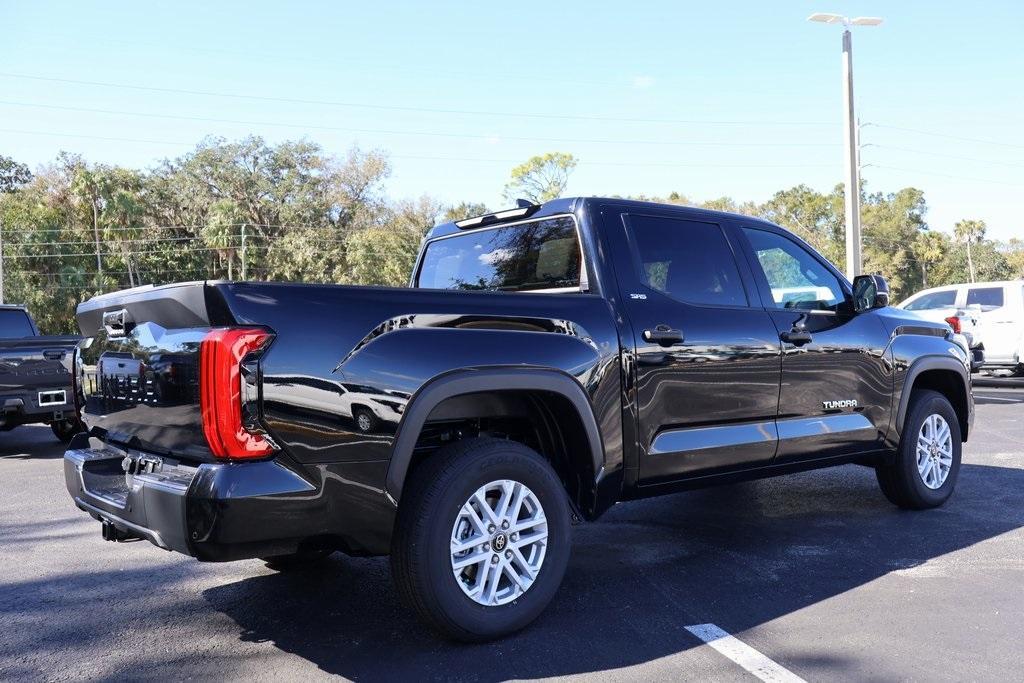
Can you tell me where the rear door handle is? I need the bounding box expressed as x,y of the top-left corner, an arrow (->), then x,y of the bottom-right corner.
643,325 -> 684,347
43,349 -> 66,360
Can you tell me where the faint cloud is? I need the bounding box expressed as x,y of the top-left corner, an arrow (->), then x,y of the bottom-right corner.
484,135 -> 501,145
631,75 -> 656,89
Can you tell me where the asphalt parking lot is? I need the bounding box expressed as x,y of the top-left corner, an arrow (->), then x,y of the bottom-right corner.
2,378 -> 1022,682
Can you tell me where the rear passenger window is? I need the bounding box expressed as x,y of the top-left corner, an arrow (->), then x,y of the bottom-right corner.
967,287 -> 1004,311
627,215 -> 747,307
905,290 -> 956,310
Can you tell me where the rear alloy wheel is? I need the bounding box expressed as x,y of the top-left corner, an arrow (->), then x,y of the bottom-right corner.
391,438 -> 570,642
876,389 -> 961,509
450,479 -> 549,606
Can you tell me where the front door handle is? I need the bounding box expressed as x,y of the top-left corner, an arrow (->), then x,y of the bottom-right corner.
780,314 -> 812,346
780,329 -> 813,345
643,325 -> 684,347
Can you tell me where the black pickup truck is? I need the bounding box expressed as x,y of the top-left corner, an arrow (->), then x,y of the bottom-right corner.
0,305 -> 83,441
64,198 -> 973,640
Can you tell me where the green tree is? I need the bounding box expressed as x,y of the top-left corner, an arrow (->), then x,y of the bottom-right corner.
757,184 -> 844,266
861,187 -> 928,300
503,152 -> 577,204
202,200 -> 245,279
442,202 -> 489,222
345,196 -> 441,286
701,196 -> 758,215
0,162 -> 89,331
953,219 -> 986,283
1001,238 -> 1024,278
912,230 -> 949,288
0,155 -> 32,193
69,164 -> 106,290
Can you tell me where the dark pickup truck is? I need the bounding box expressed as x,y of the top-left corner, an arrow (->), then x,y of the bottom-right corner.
64,198 -> 973,640
0,305 -> 83,441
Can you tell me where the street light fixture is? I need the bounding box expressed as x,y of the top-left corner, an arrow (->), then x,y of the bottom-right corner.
808,13 -> 883,279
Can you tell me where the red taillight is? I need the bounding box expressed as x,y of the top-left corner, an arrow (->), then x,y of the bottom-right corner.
944,316 -> 961,334
200,328 -> 274,459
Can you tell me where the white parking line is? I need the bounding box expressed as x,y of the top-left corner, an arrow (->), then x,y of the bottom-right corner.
975,395 -> 1023,403
684,624 -> 806,683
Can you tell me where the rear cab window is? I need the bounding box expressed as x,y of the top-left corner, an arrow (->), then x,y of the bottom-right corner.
0,309 -> 36,338
415,216 -> 582,292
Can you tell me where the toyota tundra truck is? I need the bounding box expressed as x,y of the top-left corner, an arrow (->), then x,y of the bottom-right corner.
0,304 -> 83,441
63,198 -> 973,641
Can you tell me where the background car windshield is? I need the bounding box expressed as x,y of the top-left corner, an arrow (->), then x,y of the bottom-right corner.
417,217 -> 581,292
905,290 -> 957,310
0,310 -> 34,338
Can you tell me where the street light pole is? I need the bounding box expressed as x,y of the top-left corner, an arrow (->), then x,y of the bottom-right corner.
808,13 -> 883,280
841,28 -> 861,279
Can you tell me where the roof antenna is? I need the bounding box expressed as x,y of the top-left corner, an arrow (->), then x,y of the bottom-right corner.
515,198 -> 537,209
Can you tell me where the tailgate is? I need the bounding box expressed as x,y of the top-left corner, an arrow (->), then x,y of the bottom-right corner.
0,336 -> 79,396
77,282 -> 238,461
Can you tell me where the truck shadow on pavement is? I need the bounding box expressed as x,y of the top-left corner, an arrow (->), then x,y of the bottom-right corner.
0,426 -> 66,460
202,462 -> 1024,681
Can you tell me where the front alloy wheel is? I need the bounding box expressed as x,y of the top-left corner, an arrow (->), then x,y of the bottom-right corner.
916,414 -> 954,490
876,389 -> 961,509
450,479 -> 548,606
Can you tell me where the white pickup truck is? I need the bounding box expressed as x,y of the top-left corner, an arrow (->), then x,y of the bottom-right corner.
896,290 -> 986,372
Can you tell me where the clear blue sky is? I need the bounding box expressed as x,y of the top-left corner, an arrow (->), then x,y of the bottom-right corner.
3,1 -> 1022,239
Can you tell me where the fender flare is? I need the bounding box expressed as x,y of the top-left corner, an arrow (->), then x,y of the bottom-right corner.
384,367 -> 605,502
894,355 -> 970,436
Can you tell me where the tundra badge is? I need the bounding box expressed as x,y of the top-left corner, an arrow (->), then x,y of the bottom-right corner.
822,399 -> 858,410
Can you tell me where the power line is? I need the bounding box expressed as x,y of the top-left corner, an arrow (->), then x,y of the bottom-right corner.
866,123 -> 1024,150
865,144 -> 1024,168
865,164 -> 1024,188
1,235 -> 356,258
0,121 -> 837,150
0,99 -> 847,151
0,127 -> 185,147
0,72 -> 833,127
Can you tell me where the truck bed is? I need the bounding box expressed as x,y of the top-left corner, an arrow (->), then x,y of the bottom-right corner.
77,280 -> 621,463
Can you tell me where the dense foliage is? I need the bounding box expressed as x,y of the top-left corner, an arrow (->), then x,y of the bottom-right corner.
0,140 -> 1020,334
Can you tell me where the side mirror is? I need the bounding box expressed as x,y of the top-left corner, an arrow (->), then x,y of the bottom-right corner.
852,274 -> 889,313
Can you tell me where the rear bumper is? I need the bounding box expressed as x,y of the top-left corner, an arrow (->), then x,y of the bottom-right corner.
0,387 -> 75,426
63,437 -> 396,560
970,347 -> 986,373
65,446 -> 200,556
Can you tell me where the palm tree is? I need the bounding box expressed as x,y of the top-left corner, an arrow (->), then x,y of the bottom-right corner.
954,219 -> 986,283
914,230 -> 947,288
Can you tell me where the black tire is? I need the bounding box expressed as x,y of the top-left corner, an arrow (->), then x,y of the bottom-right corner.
391,437 -> 571,642
352,407 -> 378,433
876,389 -> 962,510
261,548 -> 332,571
51,418 -> 85,443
